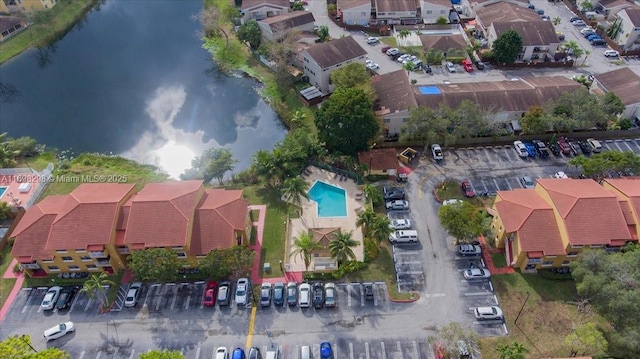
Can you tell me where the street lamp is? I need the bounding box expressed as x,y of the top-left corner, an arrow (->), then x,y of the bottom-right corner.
19,335 -> 37,353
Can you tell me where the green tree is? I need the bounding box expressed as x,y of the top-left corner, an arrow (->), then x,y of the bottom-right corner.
0,132 -> 20,168
314,87 -> 378,156
329,62 -> 374,98
495,342 -> 529,359
281,176 -> 310,212
0,202 -> 13,220
139,349 -> 185,359
520,106 -> 551,134
80,272 -> 116,309
181,148 -> 237,184
436,16 -> 448,25
128,248 -> 181,282
329,230 -> 358,264
197,4 -> 230,48
547,88 -> 607,130
290,231 -> 322,271
492,30 -> 523,64
291,0 -> 304,10
552,16 -> 561,25
403,61 -> 415,75
290,110 -> 308,129
200,245 -> 255,280
451,100 -> 493,138
236,20 -> 261,50
397,29 -> 411,46
368,215 -> 393,245
0,335 -> 70,359
424,48 -> 443,64
564,323 -> 608,356
438,201 -> 483,244
400,106 -> 449,144
7,136 -> 38,157
562,40 -> 584,65
571,249 -> 640,356
317,25 -> 330,42
580,0 -> 594,11
601,92 -> 625,117
361,184 -> 380,206
569,148 -> 640,179
356,208 -> 377,236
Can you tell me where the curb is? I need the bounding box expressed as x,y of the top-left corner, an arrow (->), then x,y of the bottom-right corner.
388,292 -> 420,303
100,301 -> 115,314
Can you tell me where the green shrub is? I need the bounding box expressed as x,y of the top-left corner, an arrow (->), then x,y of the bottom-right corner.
538,269 -> 573,281
331,261 -> 367,279
364,238 -> 379,262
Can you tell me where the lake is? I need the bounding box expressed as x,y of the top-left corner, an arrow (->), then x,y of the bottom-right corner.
0,0 -> 286,178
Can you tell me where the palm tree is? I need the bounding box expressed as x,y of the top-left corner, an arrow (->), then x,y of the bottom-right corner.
290,231 -> 322,271
362,184 -> 377,206
552,16 -> 561,26
329,230 -> 358,264
356,209 -> 377,236
0,132 -> 20,168
581,50 -> 591,66
369,215 -> 393,245
495,342 -> 529,359
281,176 -> 309,212
397,29 -> 411,46
81,272 -> 115,308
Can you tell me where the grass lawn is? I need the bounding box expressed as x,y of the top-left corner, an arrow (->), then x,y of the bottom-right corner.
490,252 -> 507,268
380,37 -> 398,47
478,272 -> 607,358
0,246 -> 17,311
434,180 -> 466,201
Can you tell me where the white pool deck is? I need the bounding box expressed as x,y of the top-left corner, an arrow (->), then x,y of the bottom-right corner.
285,166 -> 365,272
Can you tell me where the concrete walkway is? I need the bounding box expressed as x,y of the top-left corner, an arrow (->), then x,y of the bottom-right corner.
0,258 -> 24,324
478,235 -> 515,275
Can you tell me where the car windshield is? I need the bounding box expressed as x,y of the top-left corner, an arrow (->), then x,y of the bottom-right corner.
59,324 -> 67,330
237,290 -> 245,296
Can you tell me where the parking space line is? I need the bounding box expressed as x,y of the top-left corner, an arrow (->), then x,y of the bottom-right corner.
347,284 -> 352,307
96,351 -> 102,359
492,179 -> 500,192
360,284 -> 365,307
479,179 -> 489,193
168,283 -> 177,310
396,341 -> 402,356
129,350 -> 136,359
464,292 -> 493,296
79,351 -> 85,359
424,293 -> 446,298
413,341 -> 419,359
85,294 -> 94,312
194,347 -> 200,359
365,342 -> 370,359
494,295 -> 499,305
349,342 -> 354,359
381,342 -> 387,359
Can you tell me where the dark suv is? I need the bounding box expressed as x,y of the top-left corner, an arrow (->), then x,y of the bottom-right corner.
532,140 -> 550,158
383,187 -> 405,200
364,284 -> 374,301
312,283 -> 324,309
56,286 -> 78,310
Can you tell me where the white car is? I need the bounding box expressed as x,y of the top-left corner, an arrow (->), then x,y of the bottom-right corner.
396,54 -> 411,63
521,176 -> 535,189
580,28 -> 595,35
41,286 -> 62,311
43,321 -> 75,342
390,219 -> 412,230
366,37 -> 379,44
443,199 -> 463,206
474,306 -> 503,320
431,144 -> 443,160
572,20 -> 587,26
124,282 -> 142,307
604,49 -> 619,58
513,140 -> 528,158
215,347 -> 229,359
445,61 -> 456,73
587,138 -> 602,152
386,200 -> 409,210
463,267 -> 491,280
235,278 -> 250,306
386,48 -> 399,56
365,60 -> 379,70
554,171 -> 569,179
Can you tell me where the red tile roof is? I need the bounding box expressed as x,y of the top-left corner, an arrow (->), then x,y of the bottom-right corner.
191,189 -> 249,255
357,148 -> 398,171
495,189 -> 565,256
45,184 -> 135,251
537,179 -> 631,245
123,180 -> 204,248
10,196 -> 67,261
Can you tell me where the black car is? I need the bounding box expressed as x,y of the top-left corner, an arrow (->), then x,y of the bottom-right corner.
273,282 -> 285,306
547,142 -> 561,156
578,140 -> 592,154
532,140 -> 550,158
312,283 -> 324,309
56,286 -> 78,310
424,64 -> 432,73
569,16 -> 581,22
364,284 -> 374,301
286,282 -> 297,306
475,60 -> 485,70
383,187 -> 405,200
217,280 -> 232,306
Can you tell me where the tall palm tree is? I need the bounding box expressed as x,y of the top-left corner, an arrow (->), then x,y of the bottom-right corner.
369,215 -> 393,245
397,29 -> 411,46
356,209 -> 377,236
290,231 -> 321,271
282,176 -> 309,212
362,184 -> 377,206
552,16 -> 561,26
329,230 -> 358,264
81,272 -> 115,308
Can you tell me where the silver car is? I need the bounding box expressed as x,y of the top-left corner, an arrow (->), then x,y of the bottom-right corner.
324,283 -> 337,308
446,62 -> 456,73
40,286 -> 62,311
463,268 -> 491,280
235,278 -> 250,306
390,219 -> 411,230
474,306 -> 503,320
124,282 -> 142,307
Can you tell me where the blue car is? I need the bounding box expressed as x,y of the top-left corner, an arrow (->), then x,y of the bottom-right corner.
524,142 -> 537,157
232,348 -> 246,359
320,342 -> 332,359
587,34 -> 602,41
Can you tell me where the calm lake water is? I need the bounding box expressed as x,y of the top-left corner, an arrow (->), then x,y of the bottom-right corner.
0,0 -> 285,178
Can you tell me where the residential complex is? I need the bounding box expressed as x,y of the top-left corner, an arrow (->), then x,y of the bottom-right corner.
10,181 -> 250,278
491,178 -> 640,271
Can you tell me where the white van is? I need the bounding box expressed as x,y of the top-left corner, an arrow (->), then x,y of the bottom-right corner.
301,346 -> 311,359
389,230 -> 418,244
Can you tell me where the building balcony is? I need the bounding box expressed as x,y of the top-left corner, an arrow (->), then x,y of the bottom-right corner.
21,262 -> 41,270
527,258 -> 543,265
95,256 -> 112,267
89,250 -> 108,258
117,246 -> 131,254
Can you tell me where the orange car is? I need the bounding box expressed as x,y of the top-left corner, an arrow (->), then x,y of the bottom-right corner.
462,59 -> 474,72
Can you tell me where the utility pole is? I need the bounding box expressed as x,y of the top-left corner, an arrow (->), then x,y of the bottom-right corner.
514,292 -> 531,325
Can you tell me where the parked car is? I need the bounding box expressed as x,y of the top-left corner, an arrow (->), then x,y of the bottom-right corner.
567,139 -> 580,156
474,306 -> 503,320
513,140 -> 528,158
461,180 -> 476,197
235,278 -> 250,306
43,321 -> 75,342
273,282 -> 285,306
524,142 -> 537,157
461,59 -> 473,72
396,54 -> 411,63
569,16 -> 581,22
260,282 -> 272,307
556,31 -> 565,41
572,20 -> 587,26
365,59 -> 379,70
324,283 -> 337,308
554,171 -> 569,179
587,138 -> 603,153
445,62 -> 456,73
56,286 -> 78,311
248,347 -> 262,359
541,14 -> 550,20
443,199 -> 463,206
386,200 -> 409,210
363,283 -> 375,301
521,176 -> 535,189
604,49 -> 620,57
587,34 -> 602,41
124,282 -> 142,308
424,64 -> 432,73
390,219 -> 412,230
320,342 -> 333,359
458,244 -> 482,256
591,39 -> 606,46
286,282 -> 298,306
312,282 -> 324,309
203,281 -> 218,307
217,280 -> 232,306
366,37 -> 379,44
475,60 -> 485,70
463,267 -> 491,280
41,286 -> 62,311
383,188 -> 406,200
381,46 -> 390,53
532,139 -> 550,158
431,144 -> 444,160
578,140 -> 592,154
557,137 -> 572,155
299,282 -> 311,308
386,48 -> 399,56
580,28 -> 596,35
232,348 -> 246,359
215,347 -> 229,359
547,142 -> 561,156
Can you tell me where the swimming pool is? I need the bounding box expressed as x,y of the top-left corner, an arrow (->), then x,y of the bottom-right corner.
0,187 -> 7,199
308,181 -> 347,217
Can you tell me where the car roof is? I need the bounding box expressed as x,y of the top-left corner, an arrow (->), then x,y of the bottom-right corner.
476,306 -> 496,314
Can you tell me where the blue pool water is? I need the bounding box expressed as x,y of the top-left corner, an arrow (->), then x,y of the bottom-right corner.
0,187 -> 7,198
308,181 -> 347,217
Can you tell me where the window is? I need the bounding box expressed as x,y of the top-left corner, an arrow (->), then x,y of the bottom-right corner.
172,246 -> 183,251
43,259 -> 54,263
567,251 -> 579,257
56,249 -> 68,254
176,252 -> 187,258
304,57 -> 309,63
48,266 -> 60,272
440,10 -> 447,14
561,261 -> 570,266
383,119 -> 390,124
61,256 -> 73,262
590,244 -> 603,248
546,255 -> 557,259
541,261 -> 553,267
68,265 -> 80,271
426,10 -> 432,14
571,245 -> 584,249
80,256 -> 91,262
86,265 -> 97,270
361,12 -> 367,16
75,249 -> 86,252
196,255 -> 206,259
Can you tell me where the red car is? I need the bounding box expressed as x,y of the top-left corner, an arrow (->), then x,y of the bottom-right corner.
462,59 -> 474,72
381,46 -> 390,54
557,137 -> 572,156
461,180 -> 476,197
203,281 -> 217,307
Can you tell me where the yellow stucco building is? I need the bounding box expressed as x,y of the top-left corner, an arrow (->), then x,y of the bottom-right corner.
15,0 -> 58,11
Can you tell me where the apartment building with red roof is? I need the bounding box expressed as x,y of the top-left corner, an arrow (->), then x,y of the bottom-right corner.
10,181 -> 250,278
491,178 -> 639,271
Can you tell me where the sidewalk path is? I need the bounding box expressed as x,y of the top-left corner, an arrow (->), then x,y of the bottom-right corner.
0,258 -> 24,324
478,235 -> 515,275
